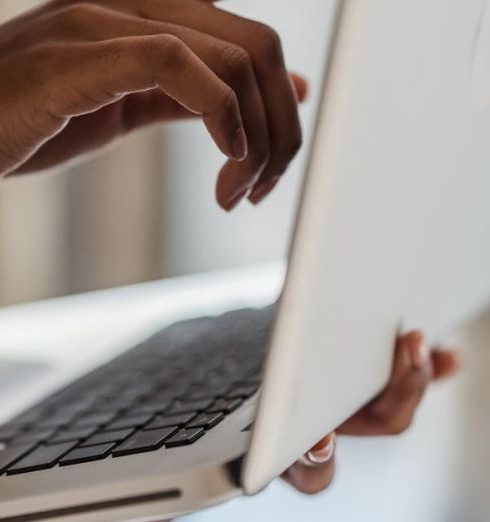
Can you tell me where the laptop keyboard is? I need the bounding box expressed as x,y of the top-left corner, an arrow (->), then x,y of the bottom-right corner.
0,307 -> 273,476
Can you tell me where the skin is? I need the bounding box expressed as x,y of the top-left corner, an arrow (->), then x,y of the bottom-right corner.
0,0 -> 460,496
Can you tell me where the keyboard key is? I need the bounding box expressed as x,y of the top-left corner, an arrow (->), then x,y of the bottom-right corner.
149,390 -> 185,404
89,400 -> 130,413
226,385 -> 258,399
47,427 -> 97,445
0,307 -> 271,473
71,412 -> 117,428
128,400 -> 171,415
6,442 -> 76,475
112,427 -> 178,457
143,413 -> 195,431
186,413 -> 224,430
165,428 -> 205,448
0,426 -> 22,442
13,409 -> 46,426
103,414 -> 154,432
81,428 -> 134,447
36,411 -> 78,429
208,398 -> 243,414
49,399 -> 95,415
112,386 -> 153,401
243,376 -> 262,386
59,443 -> 115,466
165,400 -> 213,416
96,398 -> 133,413
0,443 -> 35,474
13,428 -> 58,445
186,383 -> 230,400
163,383 -> 190,397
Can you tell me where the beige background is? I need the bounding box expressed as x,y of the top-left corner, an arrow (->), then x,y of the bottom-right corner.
0,0 -> 164,305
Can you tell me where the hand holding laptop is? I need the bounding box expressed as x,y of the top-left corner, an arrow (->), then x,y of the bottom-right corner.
283,332 -> 459,495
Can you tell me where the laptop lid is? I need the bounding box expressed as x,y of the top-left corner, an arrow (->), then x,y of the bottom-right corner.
243,0 -> 490,494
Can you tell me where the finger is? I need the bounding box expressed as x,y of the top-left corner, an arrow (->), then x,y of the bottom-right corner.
34,5 -> 308,108
431,349 -> 461,381
282,434 -> 336,495
392,330 -> 431,380
338,332 -> 432,436
215,72 -> 306,209
290,72 -> 309,103
306,433 -> 337,464
100,0 -> 302,207
19,68 -> 304,174
14,90 -> 194,174
36,35 -> 246,163
201,0 -> 310,101
282,461 -> 336,495
44,4 -> 271,210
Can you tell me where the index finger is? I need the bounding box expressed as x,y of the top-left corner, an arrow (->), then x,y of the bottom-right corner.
34,35 -> 247,162
104,0 -> 302,207
200,0 -> 304,204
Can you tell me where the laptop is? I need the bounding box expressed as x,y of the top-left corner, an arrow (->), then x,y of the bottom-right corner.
2,0 -> 490,519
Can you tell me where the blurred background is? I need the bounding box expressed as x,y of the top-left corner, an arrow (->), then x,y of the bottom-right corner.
1,1 -> 490,521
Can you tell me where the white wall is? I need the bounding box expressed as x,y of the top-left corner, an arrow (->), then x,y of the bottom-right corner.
160,0 -> 335,275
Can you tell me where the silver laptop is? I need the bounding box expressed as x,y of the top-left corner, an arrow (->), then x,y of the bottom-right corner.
2,0 -> 490,519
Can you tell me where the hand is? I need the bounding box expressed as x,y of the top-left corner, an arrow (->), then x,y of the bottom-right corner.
282,331 -> 460,494
0,0 -> 307,209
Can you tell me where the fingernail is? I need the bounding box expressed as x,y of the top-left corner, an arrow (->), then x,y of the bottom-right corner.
304,433 -> 336,466
249,176 -> 280,205
223,186 -> 249,211
232,127 -> 248,161
409,332 -> 429,370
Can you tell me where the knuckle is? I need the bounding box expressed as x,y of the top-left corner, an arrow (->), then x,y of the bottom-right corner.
387,416 -> 412,436
251,22 -> 284,67
141,35 -> 189,75
26,45 -> 57,87
158,34 -> 189,69
300,471 -> 335,496
99,40 -> 126,70
56,2 -> 101,24
218,44 -> 253,84
219,86 -> 239,115
368,406 -> 408,435
399,373 -> 429,400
